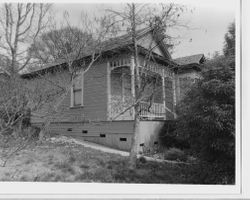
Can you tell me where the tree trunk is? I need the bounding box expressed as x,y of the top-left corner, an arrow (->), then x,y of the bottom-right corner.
129,3 -> 141,170
129,104 -> 140,169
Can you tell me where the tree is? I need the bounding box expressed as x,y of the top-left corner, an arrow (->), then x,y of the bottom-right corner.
223,22 -> 235,57
28,26 -> 93,68
107,3 -> 189,169
0,3 -> 52,166
0,3 -> 51,76
176,57 -> 235,183
0,74 -> 59,166
175,21 -> 236,183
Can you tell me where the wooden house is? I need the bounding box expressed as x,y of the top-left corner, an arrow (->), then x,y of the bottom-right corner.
22,28 -> 204,152
173,54 -> 205,103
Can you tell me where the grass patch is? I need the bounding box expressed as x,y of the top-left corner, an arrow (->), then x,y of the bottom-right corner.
0,136 -> 209,183
54,161 -> 75,175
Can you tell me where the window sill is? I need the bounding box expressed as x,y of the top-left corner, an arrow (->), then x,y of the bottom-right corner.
70,105 -> 84,109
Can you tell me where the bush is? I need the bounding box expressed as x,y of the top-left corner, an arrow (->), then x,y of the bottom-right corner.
176,55 -> 235,183
163,148 -> 187,162
189,160 -> 235,184
159,121 -> 190,150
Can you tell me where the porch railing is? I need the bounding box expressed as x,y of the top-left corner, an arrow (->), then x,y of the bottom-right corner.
139,101 -> 165,119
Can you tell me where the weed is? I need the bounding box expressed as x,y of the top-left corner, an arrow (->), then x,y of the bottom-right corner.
54,161 -> 75,174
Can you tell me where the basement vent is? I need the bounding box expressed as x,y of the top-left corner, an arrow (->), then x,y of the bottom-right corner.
154,141 -> 158,145
120,138 -> 127,142
139,143 -> 144,147
67,128 -> 72,131
82,130 -> 88,134
100,134 -> 106,138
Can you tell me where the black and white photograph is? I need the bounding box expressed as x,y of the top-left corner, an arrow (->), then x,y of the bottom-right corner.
0,0 -> 247,198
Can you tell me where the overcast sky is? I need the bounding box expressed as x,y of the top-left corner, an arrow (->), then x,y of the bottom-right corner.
52,0 -> 236,59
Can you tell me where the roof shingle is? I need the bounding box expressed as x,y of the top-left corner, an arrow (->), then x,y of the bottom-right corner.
173,54 -> 205,65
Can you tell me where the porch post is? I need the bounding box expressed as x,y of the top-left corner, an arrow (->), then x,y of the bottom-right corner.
162,69 -> 166,120
107,61 -> 111,120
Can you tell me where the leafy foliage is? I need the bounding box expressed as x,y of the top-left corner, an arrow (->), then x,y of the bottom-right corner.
176,55 -> 235,183
159,121 -> 190,149
223,22 -> 235,57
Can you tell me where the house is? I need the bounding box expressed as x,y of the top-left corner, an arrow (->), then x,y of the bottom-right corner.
21,28 -> 204,152
173,54 -> 205,103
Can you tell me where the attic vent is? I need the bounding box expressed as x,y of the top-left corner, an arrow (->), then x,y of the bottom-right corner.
139,143 -> 144,147
82,130 -> 88,134
120,138 -> 127,142
100,134 -> 106,138
67,128 -> 72,131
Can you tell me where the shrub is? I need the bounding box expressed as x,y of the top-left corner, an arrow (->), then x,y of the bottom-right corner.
176,55 -> 235,183
163,148 -> 187,162
159,121 -> 190,150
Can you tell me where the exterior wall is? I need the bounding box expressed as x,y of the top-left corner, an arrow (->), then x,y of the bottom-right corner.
137,120 -> 165,151
83,60 -> 108,121
27,69 -> 86,123
28,59 -> 108,123
46,120 -> 165,152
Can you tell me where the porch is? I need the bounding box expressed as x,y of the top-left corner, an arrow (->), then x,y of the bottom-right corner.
107,56 -> 174,120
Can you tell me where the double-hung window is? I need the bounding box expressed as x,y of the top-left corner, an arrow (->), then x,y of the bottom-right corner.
71,73 -> 84,107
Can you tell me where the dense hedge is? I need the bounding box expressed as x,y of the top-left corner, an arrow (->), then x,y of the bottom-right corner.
159,120 -> 190,150
175,56 -> 235,184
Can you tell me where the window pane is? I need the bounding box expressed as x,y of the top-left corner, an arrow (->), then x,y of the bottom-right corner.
123,72 -> 131,96
73,78 -> 82,90
74,90 -> 82,106
111,68 -> 122,95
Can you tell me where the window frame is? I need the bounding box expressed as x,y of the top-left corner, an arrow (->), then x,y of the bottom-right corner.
110,66 -> 132,102
70,72 -> 84,108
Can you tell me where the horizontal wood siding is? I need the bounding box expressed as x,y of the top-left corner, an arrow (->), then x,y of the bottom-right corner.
28,70 -> 85,123
83,61 -> 108,121
28,60 -> 108,123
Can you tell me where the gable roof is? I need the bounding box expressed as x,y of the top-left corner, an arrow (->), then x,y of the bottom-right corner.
22,27 -> 173,77
173,54 -> 205,65
98,27 -> 172,59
